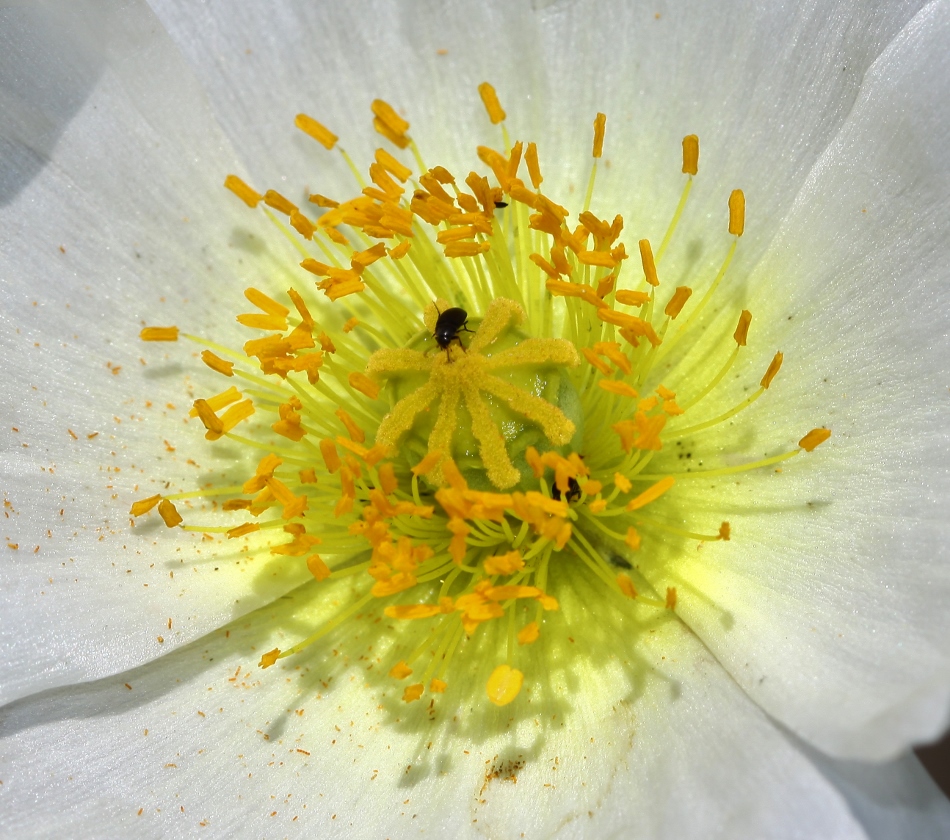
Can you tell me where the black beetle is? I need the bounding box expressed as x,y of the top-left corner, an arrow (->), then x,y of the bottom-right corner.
433,305 -> 472,351
551,476 -> 582,503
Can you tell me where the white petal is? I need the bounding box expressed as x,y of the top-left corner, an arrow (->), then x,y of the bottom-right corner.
147,0 -> 927,257
635,0 -> 950,760
5,573 -> 940,839
0,2 -> 314,705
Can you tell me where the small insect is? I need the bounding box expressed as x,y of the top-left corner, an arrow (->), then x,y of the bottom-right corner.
609,555 -> 633,570
433,304 -> 473,353
551,476 -> 582,503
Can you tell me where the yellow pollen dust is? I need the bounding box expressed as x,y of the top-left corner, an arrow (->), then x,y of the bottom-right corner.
134,82 -> 830,712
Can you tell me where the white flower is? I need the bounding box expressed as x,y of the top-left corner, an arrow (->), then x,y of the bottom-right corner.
2,0 -> 950,837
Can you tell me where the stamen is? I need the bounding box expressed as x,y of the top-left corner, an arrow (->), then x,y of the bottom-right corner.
223,174 -> 262,208
140,326 -> 179,342
137,85 -> 831,715
728,189 -> 746,236
799,428 -> 832,451
682,134 -> 699,176
639,239 -> 659,287
478,82 -> 506,125
592,113 -> 607,159
294,113 -> 339,150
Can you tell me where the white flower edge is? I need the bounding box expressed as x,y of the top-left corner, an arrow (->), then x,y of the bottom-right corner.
0,1 -> 313,706
1,573 -> 948,839
637,0 -> 950,762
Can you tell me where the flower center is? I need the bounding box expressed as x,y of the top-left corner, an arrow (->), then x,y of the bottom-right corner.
135,83 -> 830,708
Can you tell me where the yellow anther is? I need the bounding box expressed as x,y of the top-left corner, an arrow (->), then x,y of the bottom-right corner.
309,193 -> 339,208
336,408 -> 365,443
139,326 -> 179,342
478,81 -> 506,124
319,439 -> 341,473
615,290 -> 650,307
130,494 -> 162,517
348,372 -> 381,400
517,622 -> 540,646
192,399 -> 224,437
592,112 -> 607,158
389,660 -> 413,679
577,249 -> 616,268
263,189 -> 297,216
375,148 -> 411,181
719,522 -> 731,541
259,648 -> 281,669
626,476 -> 675,511
372,99 -> 410,134
157,499 -> 183,528
306,554 -> 331,581
582,347 -> 612,375
245,287 -> 289,318
664,288 -> 691,320
402,684 -> 424,702
524,141 -> 542,188
614,473 -> 632,493
799,428 -> 832,452
682,134 -> 699,176
483,551 -> 525,576
227,523 -> 260,539
729,189 -> 745,236
733,310 -> 752,346
430,679 -> 447,694
411,451 -> 442,477
388,241 -> 412,259
200,350 -> 234,377
443,240 -> 491,258
294,113 -> 338,149
639,238 -> 659,287
760,352 -> 784,389
598,380 -> 639,398
617,573 -> 637,599
486,664 -> 523,706
223,174 -> 262,208
625,527 -> 641,550
665,587 -> 678,610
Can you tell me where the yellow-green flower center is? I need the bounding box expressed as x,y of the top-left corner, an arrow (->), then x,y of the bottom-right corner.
135,83 -> 830,709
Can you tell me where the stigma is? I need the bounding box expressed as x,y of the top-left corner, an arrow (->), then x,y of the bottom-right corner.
134,83 -> 830,709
